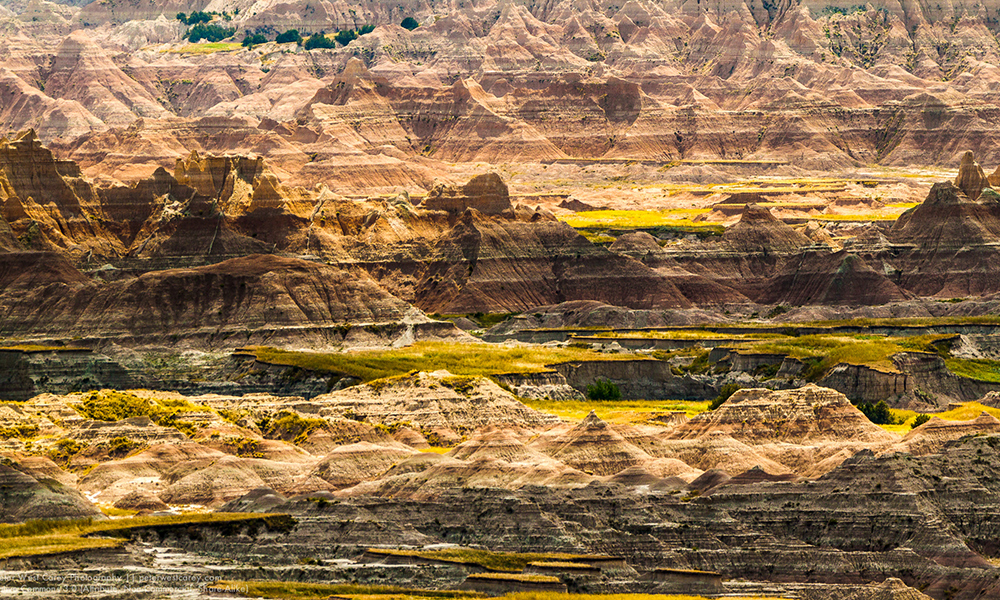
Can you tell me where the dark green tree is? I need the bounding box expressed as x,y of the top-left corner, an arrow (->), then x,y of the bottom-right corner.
586,379 -> 621,401
334,29 -> 358,46
303,33 -> 336,50
242,32 -> 267,47
401,17 -> 419,30
275,29 -> 302,44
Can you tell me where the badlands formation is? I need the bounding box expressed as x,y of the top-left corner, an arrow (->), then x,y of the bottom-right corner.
6,0 -> 1000,599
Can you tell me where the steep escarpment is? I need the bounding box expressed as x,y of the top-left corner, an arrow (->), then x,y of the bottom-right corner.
0,254 -> 422,344
412,208 -> 693,313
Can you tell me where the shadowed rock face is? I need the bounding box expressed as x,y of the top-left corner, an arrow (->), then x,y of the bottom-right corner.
0,254 -> 420,342
759,250 -> 912,306
422,173 -> 512,215
0,462 -> 101,523
411,209 -> 693,312
722,203 -> 814,254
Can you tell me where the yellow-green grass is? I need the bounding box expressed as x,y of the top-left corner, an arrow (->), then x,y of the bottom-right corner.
586,330 -> 788,340
801,316 -> 1000,328
578,231 -> 617,244
812,214 -> 902,221
211,584 -> 789,600
0,344 -> 88,352
944,358 -> 1000,383
560,209 -> 712,229
731,333 -> 950,374
879,401 -> 1000,433
242,342 -> 640,382
170,42 -> 242,54
98,506 -> 138,518
211,581 -> 480,600
0,513 -> 273,559
419,447 -> 453,454
468,573 -> 560,582
521,399 -> 710,423
364,548 -> 614,572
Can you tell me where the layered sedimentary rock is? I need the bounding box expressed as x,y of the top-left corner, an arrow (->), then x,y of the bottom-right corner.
0,461 -> 101,522
421,173 -> 512,215
675,385 -> 898,445
0,254 -> 422,343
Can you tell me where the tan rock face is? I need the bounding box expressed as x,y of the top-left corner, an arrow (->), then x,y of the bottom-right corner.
954,151 -> 991,201
722,203 -> 813,253
673,385 -> 898,445
893,413 -> 1000,456
310,371 -> 559,438
422,173 -> 512,215
530,411 -> 653,476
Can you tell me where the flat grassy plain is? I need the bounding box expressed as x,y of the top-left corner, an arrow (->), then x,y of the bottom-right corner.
733,333 -> 951,374
364,548 -> 615,572
211,582 -> 790,600
522,398 -> 709,423
170,42 -> 242,54
560,209 -> 711,229
0,513 -> 275,559
244,342 -> 640,382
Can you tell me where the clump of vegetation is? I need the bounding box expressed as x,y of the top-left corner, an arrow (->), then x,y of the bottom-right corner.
210,581 -> 478,600
303,26 -> 374,50
709,383 -> 741,410
586,379 -> 621,401
242,32 -> 268,47
185,23 -> 236,43
175,11 -> 212,25
466,573 -> 560,582
275,29 -> 302,44
106,436 -> 143,458
259,411 -> 327,444
854,400 -> 900,425
0,424 -> 39,440
911,414 -> 931,429
401,17 -> 419,30
72,390 -> 204,438
0,514 -> 283,561
48,439 -> 83,466
441,376 -> 478,395
303,33 -> 336,50
226,437 -> 264,458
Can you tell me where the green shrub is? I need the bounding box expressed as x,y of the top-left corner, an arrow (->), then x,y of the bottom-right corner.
186,23 -> 235,43
304,33 -> 336,50
709,383 -> 741,410
242,32 -> 267,47
74,391 -> 198,438
177,11 -> 211,25
0,424 -> 39,439
262,411 -> 327,444
586,379 -> 621,401
401,17 -> 419,30
912,414 -> 931,429
855,400 -> 899,425
107,436 -> 142,458
334,29 -> 358,46
275,29 -> 302,44
49,439 -> 84,465
75,391 -> 153,421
